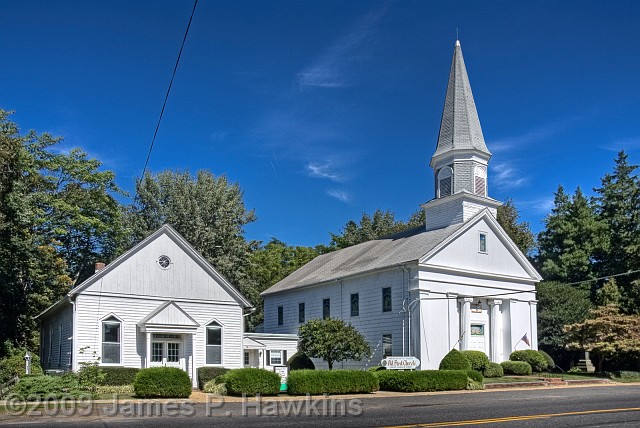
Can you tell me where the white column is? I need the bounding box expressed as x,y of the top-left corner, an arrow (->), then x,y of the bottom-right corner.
489,300 -> 503,362
191,334 -> 197,388
458,298 -> 473,350
529,301 -> 538,350
145,331 -> 151,368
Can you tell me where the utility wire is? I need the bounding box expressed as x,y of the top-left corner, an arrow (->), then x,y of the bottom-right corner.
141,0 -> 199,179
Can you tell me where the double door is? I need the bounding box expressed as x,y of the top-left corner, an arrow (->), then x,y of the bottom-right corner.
151,338 -> 182,368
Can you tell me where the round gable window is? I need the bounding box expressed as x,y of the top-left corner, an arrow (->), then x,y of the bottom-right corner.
157,255 -> 171,269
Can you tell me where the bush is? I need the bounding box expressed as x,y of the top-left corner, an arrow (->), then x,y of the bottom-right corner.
439,349 -> 472,371
287,370 -> 379,395
461,351 -> 490,371
367,366 -> 386,372
11,374 -> 85,400
500,361 -> 532,376
223,368 -> 281,396
466,370 -> 483,383
95,385 -> 134,395
509,350 -> 548,372
613,371 -> 640,379
133,367 -> 192,398
483,362 -> 504,378
99,367 -> 139,386
0,346 -> 43,383
287,352 -> 315,371
538,350 -> 555,370
376,370 -> 468,392
203,379 -> 227,395
197,367 -> 230,390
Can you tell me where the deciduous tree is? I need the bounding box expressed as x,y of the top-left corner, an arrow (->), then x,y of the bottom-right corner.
298,318 -> 371,370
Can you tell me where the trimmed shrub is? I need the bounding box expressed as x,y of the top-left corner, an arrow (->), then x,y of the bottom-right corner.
99,367 -> 139,386
197,367 -> 230,390
287,352 -> 315,371
203,379 -> 227,395
439,349 -> 472,371
367,366 -> 386,372
11,374 -> 85,400
612,371 -> 640,379
483,362 -> 504,378
0,347 -> 43,382
500,361 -> 532,376
467,370 -> 483,383
538,350 -> 555,370
377,370 -> 468,392
223,368 -> 281,396
461,351 -> 490,371
509,350 -> 548,372
133,367 -> 192,398
287,370 -> 379,395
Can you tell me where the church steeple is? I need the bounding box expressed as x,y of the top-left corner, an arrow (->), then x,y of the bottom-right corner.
422,40 -> 501,231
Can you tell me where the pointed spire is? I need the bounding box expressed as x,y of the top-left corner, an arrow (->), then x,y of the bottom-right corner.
431,40 -> 490,166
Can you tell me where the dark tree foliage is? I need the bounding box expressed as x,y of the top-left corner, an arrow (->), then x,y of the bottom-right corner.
496,198 -> 535,256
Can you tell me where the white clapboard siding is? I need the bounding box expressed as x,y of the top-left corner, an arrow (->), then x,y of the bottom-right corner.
40,304 -> 73,370
80,233 -> 236,302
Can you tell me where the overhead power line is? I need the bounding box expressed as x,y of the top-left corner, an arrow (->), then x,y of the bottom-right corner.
141,0 -> 199,179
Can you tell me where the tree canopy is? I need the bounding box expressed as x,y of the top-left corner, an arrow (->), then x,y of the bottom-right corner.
297,318 -> 371,369
496,198 -> 535,256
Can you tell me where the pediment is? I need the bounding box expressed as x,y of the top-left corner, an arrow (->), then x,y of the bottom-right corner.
138,301 -> 199,327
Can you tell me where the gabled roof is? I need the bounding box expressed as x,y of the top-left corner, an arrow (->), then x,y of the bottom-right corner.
138,301 -> 199,328
262,209 -> 542,296
432,40 -> 490,165
38,225 -> 251,320
261,221 -> 467,295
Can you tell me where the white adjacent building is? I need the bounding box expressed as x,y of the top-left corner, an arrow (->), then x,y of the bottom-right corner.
261,40 -> 542,370
37,225 -> 297,386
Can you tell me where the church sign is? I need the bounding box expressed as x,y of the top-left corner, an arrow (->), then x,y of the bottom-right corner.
380,357 -> 420,370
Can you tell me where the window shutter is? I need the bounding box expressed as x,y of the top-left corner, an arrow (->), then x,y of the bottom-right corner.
266,350 -> 270,365
283,350 -> 287,364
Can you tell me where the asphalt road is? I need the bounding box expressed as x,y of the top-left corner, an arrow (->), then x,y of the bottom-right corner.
2,384 -> 640,427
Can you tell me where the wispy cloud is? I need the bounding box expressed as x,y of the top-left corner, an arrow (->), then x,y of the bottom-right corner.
307,161 -> 345,182
599,137 -> 640,152
297,4 -> 388,88
490,118 -> 576,154
518,198 -> 555,214
326,189 -> 351,203
491,162 -> 528,189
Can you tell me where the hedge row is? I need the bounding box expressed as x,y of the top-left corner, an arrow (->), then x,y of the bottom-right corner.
99,367 -> 140,386
133,367 -> 192,398
221,368 -> 281,396
509,350 -> 547,372
197,367 -> 230,390
461,351 -> 490,371
11,374 -> 85,400
438,349 -> 472,371
287,370 -> 379,395
376,370 -> 468,392
500,361 -> 532,376
483,362 -> 504,378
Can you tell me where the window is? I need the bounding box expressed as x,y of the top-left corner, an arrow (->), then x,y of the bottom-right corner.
471,324 -> 484,336
474,165 -> 487,197
102,316 -> 121,364
157,255 -> 171,269
58,324 -> 63,365
244,351 -> 250,365
167,343 -> 180,363
437,167 -> 453,198
298,303 -> 305,323
350,293 -> 359,317
479,232 -> 487,253
382,287 -> 392,312
206,322 -> 222,364
48,326 -> 53,365
382,334 -> 393,358
323,298 -> 330,319
277,306 -> 283,326
268,349 -> 287,366
151,342 -> 163,362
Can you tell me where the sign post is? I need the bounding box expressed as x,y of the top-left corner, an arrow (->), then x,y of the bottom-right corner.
380,356 -> 420,370
272,366 -> 289,392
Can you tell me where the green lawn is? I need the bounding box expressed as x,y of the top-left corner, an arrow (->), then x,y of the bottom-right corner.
483,373 -> 610,384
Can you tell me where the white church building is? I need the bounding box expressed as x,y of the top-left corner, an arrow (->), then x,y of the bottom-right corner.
261,40 -> 542,370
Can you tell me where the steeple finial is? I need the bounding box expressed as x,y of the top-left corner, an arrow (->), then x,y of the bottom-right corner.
455,39 -> 460,47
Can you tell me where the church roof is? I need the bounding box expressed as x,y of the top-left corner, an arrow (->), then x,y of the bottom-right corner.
432,40 -> 490,165
261,221 -> 466,295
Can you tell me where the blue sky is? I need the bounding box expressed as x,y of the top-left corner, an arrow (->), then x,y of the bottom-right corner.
2,1 -> 639,247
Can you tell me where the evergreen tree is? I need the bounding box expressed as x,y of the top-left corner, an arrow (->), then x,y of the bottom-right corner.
496,198 -> 535,255
594,150 -> 640,312
536,186 -> 604,285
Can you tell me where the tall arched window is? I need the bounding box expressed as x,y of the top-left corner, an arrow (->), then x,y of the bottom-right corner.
102,316 -> 121,364
206,321 -> 222,365
438,167 -> 453,198
474,165 -> 487,197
